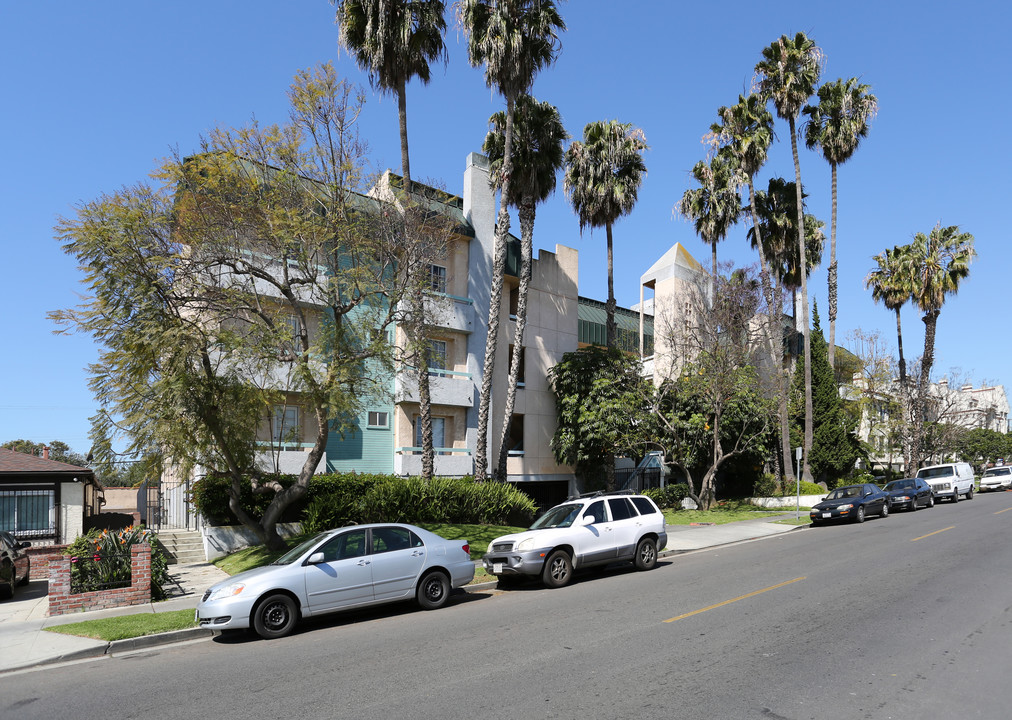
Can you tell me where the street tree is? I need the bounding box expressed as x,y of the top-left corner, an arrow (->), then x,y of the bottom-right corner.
458,0 -> 566,480
803,78 -> 877,369
755,31 -> 823,481
52,64 -> 450,550
677,153 -> 741,279
483,94 -> 567,480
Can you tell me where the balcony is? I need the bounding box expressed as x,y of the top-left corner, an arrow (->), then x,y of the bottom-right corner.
255,444 -> 328,475
396,370 -> 474,407
394,448 -> 473,477
425,294 -> 475,334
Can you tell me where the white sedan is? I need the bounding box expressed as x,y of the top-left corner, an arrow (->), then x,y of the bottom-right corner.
196,524 -> 474,639
979,466 -> 1012,492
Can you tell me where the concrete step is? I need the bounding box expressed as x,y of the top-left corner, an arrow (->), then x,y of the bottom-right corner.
168,549 -> 207,565
155,530 -> 205,564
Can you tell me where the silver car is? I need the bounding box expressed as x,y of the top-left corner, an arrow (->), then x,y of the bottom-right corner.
196,523 -> 474,639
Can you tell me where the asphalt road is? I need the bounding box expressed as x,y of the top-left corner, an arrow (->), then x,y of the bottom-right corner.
5,492 -> 1011,720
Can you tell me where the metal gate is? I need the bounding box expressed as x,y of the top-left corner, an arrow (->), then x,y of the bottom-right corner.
138,479 -> 162,529
162,479 -> 202,531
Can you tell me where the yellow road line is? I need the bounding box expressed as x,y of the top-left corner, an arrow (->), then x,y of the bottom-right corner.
911,526 -> 955,542
995,507 -> 1012,515
664,577 -> 805,623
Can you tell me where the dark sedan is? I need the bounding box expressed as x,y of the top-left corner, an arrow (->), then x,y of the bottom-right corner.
0,531 -> 31,599
882,477 -> 934,511
810,483 -> 890,525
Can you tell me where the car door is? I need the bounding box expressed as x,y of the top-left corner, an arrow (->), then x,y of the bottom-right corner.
607,498 -> 641,560
304,528 -> 374,613
574,500 -> 616,565
368,526 -> 427,601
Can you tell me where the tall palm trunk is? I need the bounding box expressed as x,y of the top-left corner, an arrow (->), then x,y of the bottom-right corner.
894,306 -> 911,472
827,162 -> 838,370
605,222 -> 616,349
496,196 -> 534,479
475,96 -> 516,481
397,80 -> 434,480
788,116 -> 813,481
748,180 -> 794,485
895,308 -> 906,386
910,309 -> 940,471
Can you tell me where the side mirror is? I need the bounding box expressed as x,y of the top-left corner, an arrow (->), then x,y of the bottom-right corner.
580,515 -> 596,526
19,541 -> 32,549
307,552 -> 325,565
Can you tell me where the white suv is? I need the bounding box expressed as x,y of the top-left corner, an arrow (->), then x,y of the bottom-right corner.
481,491 -> 668,588
979,466 -> 1012,492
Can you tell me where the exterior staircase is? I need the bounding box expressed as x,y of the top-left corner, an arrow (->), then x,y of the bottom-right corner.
157,528 -> 206,565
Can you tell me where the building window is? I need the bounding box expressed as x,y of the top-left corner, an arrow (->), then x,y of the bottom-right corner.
507,414 -> 524,455
508,345 -> 526,386
367,411 -> 389,429
428,265 -> 447,294
509,286 -> 519,320
414,416 -> 446,451
0,489 -> 56,538
428,340 -> 447,374
280,314 -> 303,360
272,405 -> 300,444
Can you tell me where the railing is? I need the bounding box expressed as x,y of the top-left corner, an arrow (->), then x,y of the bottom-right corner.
69,553 -> 132,593
395,447 -> 472,455
0,489 -> 57,539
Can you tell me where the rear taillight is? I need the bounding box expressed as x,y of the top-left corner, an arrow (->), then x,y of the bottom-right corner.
462,543 -> 469,556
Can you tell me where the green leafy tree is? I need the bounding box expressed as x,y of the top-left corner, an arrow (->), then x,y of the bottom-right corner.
458,0 -> 566,481
335,0 -> 448,480
956,428 -> 1010,472
804,78 -> 878,369
755,31 -> 823,481
564,120 -> 648,350
548,345 -> 651,491
790,304 -> 863,487
51,65 -> 442,550
483,94 -> 567,480
1,439 -> 87,467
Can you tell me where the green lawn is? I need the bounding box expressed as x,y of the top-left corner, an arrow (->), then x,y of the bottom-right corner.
45,609 -> 197,642
662,501 -> 808,525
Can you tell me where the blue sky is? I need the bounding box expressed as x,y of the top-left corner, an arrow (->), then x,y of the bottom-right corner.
1,1 -> 1008,456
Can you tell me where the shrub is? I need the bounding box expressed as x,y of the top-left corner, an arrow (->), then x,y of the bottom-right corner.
753,473 -> 780,498
643,483 -> 690,510
65,526 -> 172,600
360,477 -> 536,526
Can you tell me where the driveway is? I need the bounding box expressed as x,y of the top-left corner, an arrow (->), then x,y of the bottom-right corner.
0,579 -> 49,624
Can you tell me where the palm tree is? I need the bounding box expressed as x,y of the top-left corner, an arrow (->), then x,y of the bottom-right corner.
483,95 -> 567,480
676,153 -> 741,279
709,94 -> 787,480
905,224 -> 976,468
564,120 -> 649,349
804,78 -> 878,370
458,0 -> 566,481
865,245 -> 912,386
335,0 -> 448,480
755,31 -> 823,480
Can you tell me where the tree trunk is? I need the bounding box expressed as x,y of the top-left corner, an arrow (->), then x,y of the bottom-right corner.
475,96 -> 516,481
828,162 -> 838,370
397,81 -> 411,195
788,116 -> 813,482
910,309 -> 941,471
496,197 -> 535,480
606,222 -> 617,349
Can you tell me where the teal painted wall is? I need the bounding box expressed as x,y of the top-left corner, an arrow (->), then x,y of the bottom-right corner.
326,409 -> 395,473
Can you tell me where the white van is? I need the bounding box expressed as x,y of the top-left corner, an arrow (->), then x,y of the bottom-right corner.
916,462 -> 975,502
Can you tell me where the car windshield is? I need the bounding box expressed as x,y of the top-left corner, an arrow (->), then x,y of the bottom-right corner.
826,486 -> 863,500
530,504 -> 582,529
918,466 -> 954,479
983,468 -> 1010,477
272,532 -> 330,565
884,480 -> 915,491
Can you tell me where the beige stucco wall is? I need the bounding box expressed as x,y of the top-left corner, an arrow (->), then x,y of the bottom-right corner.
59,481 -> 84,543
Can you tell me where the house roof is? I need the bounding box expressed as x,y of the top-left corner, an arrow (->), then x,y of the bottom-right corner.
0,448 -> 96,478
640,242 -> 704,288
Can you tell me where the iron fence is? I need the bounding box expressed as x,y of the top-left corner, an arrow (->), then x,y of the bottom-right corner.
69,552 -> 132,594
0,488 -> 57,539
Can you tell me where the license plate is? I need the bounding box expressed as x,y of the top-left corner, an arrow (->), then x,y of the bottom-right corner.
493,562 -> 503,574
822,513 -> 832,519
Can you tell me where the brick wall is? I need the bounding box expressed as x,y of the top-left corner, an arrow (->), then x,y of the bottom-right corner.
26,545 -> 69,580
47,544 -> 152,617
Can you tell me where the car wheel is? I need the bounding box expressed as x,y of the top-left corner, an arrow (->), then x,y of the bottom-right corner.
855,505 -> 866,523
951,490 -> 959,503
634,538 -> 657,571
252,593 -> 297,639
880,502 -> 889,518
909,500 -> 918,512
927,495 -> 935,508
967,486 -> 974,500
416,571 -> 450,610
811,519 -> 822,527
18,566 -> 30,586
542,550 -> 572,588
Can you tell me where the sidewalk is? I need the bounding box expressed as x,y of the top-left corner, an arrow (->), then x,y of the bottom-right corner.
0,515 -> 805,674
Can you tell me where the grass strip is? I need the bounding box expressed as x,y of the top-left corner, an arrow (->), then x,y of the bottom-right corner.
45,609 -> 197,641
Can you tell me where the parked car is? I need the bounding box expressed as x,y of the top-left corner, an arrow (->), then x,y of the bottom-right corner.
809,483 -> 890,525
0,531 -> 31,599
979,466 -> 1012,492
196,524 -> 474,639
481,491 -> 668,588
916,462 -> 975,502
882,478 -> 934,510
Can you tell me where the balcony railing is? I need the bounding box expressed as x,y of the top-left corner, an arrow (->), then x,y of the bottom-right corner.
396,370 -> 474,407
394,449 -> 473,478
